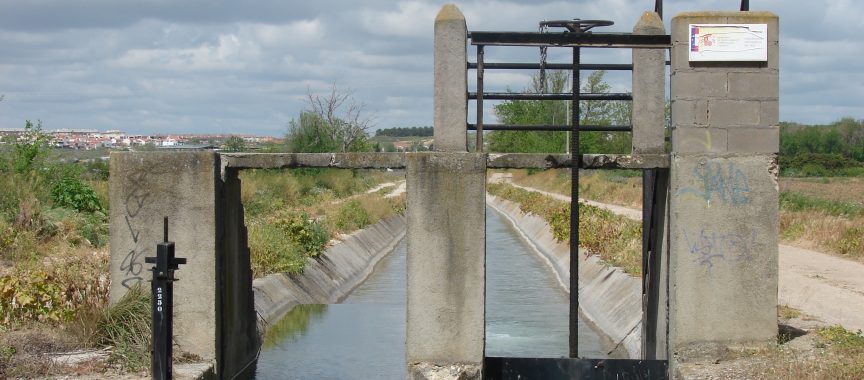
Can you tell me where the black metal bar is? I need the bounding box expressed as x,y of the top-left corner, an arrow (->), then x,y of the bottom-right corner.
740,0 -> 749,11
656,0 -> 664,19
569,45 -> 580,359
469,31 -> 671,48
467,124 -> 630,132
469,92 -> 631,101
476,45 -> 485,152
468,62 -> 632,71
145,217 -> 187,380
641,169 -> 656,359
483,357 -> 669,379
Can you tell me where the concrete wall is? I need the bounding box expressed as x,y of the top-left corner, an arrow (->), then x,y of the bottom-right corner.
109,152 -> 220,363
486,195 -> 642,358
406,153 -> 485,380
253,215 -> 406,328
668,11 -> 779,369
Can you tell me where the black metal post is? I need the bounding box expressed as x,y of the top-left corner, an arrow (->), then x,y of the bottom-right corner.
145,217 -> 187,380
740,0 -> 749,11
569,45 -> 581,359
476,44 -> 485,152
655,0 -> 663,19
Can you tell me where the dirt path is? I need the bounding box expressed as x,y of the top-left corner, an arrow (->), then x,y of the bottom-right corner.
490,173 -> 864,332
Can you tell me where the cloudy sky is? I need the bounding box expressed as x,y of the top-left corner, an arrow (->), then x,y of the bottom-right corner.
0,0 -> 861,136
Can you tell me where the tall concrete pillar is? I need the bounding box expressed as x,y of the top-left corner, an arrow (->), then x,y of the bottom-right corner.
632,11 -> 666,154
668,11 -> 779,371
109,152 -> 221,363
406,153 -> 485,379
433,4 -> 468,152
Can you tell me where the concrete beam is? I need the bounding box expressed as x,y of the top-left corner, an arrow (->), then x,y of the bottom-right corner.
406,152 -> 485,379
433,4 -> 468,152
487,153 -> 670,169
220,152 -> 406,171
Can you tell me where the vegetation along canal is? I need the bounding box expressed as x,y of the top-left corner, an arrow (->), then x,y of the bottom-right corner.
254,206 -> 610,379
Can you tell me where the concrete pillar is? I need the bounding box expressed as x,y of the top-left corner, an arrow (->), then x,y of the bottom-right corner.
433,4 -> 468,152
109,152 -> 220,362
668,11 -> 779,370
631,11 -> 667,154
406,153 -> 485,379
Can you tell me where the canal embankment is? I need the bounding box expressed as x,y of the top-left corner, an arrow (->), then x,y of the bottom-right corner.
252,214 -> 406,334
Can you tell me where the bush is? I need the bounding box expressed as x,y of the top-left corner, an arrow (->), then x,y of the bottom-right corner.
50,177 -> 103,213
334,200 -> 370,232
780,153 -> 864,177
836,226 -> 864,257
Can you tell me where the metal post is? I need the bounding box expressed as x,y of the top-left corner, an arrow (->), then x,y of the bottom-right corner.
740,0 -> 749,11
569,45 -> 581,359
655,0 -> 663,19
145,217 -> 187,380
476,44 -> 485,152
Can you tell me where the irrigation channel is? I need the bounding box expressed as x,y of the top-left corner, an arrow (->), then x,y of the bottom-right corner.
254,206 -> 610,379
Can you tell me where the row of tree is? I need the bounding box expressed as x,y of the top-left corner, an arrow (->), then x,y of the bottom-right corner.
779,118 -> 864,176
375,126 -> 433,137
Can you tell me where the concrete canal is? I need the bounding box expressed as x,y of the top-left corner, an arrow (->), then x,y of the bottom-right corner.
254,206 -> 610,379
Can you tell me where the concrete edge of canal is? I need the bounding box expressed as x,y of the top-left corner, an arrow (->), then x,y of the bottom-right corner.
486,195 -> 643,359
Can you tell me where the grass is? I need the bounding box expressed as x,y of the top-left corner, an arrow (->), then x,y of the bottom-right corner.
488,182 -> 642,275
505,169 -> 864,260
89,285 -> 151,371
239,168 -> 405,278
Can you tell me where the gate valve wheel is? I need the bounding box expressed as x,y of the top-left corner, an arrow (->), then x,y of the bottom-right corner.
540,19 -> 614,33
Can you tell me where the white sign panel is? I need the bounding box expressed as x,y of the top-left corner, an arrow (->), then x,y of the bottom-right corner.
689,24 -> 768,62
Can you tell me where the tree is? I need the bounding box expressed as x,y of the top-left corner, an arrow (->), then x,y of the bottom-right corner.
287,85 -> 373,153
225,136 -> 246,152
488,70 -> 632,154
13,120 -> 49,174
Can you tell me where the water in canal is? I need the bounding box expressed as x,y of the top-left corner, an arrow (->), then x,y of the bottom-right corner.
254,206 -> 609,379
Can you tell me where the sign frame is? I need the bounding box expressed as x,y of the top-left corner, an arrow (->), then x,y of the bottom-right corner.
689,24 -> 768,62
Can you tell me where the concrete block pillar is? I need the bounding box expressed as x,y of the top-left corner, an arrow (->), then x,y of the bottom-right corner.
433,4 -> 468,152
406,153 -> 485,379
109,152 -> 220,363
632,11 -> 667,154
668,11 -> 779,369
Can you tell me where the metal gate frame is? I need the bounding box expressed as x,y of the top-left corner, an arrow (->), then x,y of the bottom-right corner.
466,4 -> 681,377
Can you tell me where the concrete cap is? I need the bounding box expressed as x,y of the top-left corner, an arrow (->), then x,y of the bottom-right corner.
673,10 -> 778,22
634,11 -> 665,34
436,3 -> 465,23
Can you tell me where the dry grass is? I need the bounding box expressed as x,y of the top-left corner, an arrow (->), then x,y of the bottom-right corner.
507,169 -> 643,208
507,169 -> 864,259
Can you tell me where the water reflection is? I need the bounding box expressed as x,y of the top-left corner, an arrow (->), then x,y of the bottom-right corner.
262,304 -> 328,350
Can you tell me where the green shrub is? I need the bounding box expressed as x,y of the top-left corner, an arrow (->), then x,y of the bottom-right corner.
836,227 -> 864,257
273,211 -> 329,257
248,222 -> 305,277
780,191 -> 863,216
0,270 -> 73,324
334,200 -> 370,232
50,177 -> 103,213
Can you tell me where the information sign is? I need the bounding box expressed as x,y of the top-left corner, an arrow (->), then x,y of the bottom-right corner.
689,24 -> 768,62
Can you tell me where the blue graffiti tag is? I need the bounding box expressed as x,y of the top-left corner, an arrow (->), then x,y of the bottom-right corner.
683,227 -> 757,271
677,162 -> 751,205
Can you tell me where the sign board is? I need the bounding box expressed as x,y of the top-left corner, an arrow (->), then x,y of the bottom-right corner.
689,24 -> 767,62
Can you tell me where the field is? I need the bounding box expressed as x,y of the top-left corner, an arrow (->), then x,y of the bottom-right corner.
506,169 -> 864,260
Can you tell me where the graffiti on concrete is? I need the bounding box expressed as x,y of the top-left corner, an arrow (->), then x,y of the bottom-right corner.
677,162 -> 750,206
683,227 -> 757,271
121,172 -> 151,289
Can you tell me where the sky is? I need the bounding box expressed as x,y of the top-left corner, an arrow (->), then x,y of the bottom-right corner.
0,0 -> 861,136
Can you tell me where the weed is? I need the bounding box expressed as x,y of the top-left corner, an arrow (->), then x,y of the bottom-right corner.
488,182 -> 642,275
777,305 -> 801,319
817,325 -> 864,354
92,285 -> 150,371
334,200 -> 370,232
50,177 -> 104,213
835,226 -> 864,257
780,191 -> 862,217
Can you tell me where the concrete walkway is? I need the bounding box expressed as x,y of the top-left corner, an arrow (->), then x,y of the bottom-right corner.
491,174 -> 864,332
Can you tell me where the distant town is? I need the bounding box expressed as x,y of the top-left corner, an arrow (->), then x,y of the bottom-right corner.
0,127 -> 279,150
